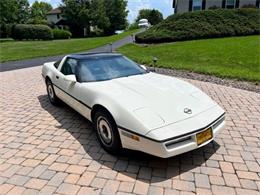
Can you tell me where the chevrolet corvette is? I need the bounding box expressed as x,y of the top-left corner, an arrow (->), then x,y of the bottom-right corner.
42,52 -> 225,158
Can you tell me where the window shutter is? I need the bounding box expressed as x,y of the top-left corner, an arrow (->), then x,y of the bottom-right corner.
202,0 -> 206,10
189,0 -> 193,11
235,0 -> 240,8
222,0 -> 226,8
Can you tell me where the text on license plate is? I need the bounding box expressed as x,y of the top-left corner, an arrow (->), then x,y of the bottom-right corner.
196,128 -> 213,145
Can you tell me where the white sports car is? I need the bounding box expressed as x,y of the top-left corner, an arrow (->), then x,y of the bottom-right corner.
42,52 -> 225,158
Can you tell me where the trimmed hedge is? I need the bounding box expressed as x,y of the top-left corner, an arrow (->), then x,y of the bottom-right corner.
136,9 -> 260,43
0,24 -> 14,38
11,24 -> 53,40
53,29 -> 72,39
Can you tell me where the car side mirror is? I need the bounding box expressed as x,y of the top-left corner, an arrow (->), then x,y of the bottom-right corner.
140,65 -> 147,70
64,75 -> 77,83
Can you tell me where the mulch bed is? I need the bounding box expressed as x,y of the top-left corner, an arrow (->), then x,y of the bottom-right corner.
148,67 -> 260,94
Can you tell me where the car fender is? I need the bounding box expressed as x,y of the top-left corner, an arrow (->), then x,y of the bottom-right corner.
91,96 -> 150,136
42,62 -> 57,82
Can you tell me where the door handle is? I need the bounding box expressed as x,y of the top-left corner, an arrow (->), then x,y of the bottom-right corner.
56,76 -> 59,79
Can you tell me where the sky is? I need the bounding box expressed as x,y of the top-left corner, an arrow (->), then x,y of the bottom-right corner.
28,0 -> 174,23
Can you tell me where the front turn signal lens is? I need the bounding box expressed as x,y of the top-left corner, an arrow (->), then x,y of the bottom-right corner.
131,135 -> 140,141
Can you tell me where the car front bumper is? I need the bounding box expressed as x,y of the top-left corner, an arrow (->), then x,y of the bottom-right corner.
119,114 -> 225,158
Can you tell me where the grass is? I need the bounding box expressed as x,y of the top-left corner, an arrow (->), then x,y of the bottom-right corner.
0,30 -> 138,62
118,35 -> 260,82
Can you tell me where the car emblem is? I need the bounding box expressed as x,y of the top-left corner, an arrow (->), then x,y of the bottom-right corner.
184,108 -> 192,114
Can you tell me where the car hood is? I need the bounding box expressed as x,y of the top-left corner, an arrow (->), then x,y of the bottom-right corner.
90,72 -> 217,130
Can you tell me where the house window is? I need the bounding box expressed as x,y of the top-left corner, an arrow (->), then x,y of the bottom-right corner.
226,0 -> 236,9
193,0 -> 202,11
57,14 -> 60,19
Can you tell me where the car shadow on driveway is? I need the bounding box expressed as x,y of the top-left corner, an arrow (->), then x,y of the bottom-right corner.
38,95 -> 220,183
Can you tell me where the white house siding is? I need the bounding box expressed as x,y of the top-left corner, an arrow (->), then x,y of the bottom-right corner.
47,14 -> 60,24
176,0 -> 190,14
239,0 -> 257,7
175,0 -> 258,14
206,0 -> 222,9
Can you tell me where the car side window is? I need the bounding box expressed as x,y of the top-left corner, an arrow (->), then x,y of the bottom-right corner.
61,58 -> 77,75
54,60 -> 61,68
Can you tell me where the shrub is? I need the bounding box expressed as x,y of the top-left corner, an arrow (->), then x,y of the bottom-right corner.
0,23 -> 7,38
0,24 -> 14,38
52,29 -> 72,39
11,24 -> 53,40
136,9 -> 260,43
128,23 -> 139,30
27,19 -> 49,25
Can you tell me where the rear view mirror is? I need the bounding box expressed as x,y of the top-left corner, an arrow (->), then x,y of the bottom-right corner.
64,75 -> 77,83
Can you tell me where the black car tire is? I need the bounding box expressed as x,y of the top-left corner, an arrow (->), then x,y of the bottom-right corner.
46,79 -> 60,106
94,110 -> 122,154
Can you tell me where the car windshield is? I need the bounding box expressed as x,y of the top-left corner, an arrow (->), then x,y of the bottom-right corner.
76,55 -> 147,82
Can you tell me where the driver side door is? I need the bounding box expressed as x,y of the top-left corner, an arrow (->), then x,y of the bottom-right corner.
56,58 -> 92,120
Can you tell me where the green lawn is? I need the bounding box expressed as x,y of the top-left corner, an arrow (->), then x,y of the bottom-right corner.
118,35 -> 260,82
0,30 -> 138,62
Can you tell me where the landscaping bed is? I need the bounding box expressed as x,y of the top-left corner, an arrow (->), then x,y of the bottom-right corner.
136,8 -> 260,43
150,67 -> 260,93
118,35 -> 260,82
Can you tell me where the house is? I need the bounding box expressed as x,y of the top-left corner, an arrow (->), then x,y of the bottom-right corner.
46,7 -> 67,29
173,0 -> 260,14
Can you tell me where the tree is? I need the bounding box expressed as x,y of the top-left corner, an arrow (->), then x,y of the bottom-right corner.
0,0 -> 17,24
30,1 -> 52,20
104,0 -> 128,35
136,9 -> 163,25
62,0 -> 91,37
136,9 -> 151,22
0,0 -> 30,24
16,0 -> 30,23
149,9 -> 163,25
62,0 -> 128,37
90,0 -> 110,32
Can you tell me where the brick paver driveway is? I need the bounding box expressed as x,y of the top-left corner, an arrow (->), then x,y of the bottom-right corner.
0,66 -> 259,195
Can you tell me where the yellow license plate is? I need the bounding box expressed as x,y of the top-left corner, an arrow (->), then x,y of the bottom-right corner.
196,128 -> 213,145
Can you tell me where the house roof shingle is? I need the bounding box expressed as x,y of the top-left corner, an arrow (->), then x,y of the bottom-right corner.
47,7 -> 62,15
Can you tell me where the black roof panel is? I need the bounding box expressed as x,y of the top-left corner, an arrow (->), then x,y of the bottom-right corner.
67,52 -> 122,60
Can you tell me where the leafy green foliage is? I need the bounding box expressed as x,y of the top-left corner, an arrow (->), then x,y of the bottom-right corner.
104,0 -> 128,35
16,0 -> 30,23
136,9 -> 163,25
61,0 -> 128,37
53,29 -> 72,39
128,23 -> 139,30
0,0 -> 30,24
0,24 -> 14,38
11,24 -> 53,40
90,0 -> 110,34
30,1 -> 52,20
27,19 -> 49,25
62,0 -> 91,37
136,9 -> 260,43
118,35 -> 260,82
0,0 -> 17,24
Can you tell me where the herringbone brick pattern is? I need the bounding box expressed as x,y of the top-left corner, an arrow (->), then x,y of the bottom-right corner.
0,66 -> 259,195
